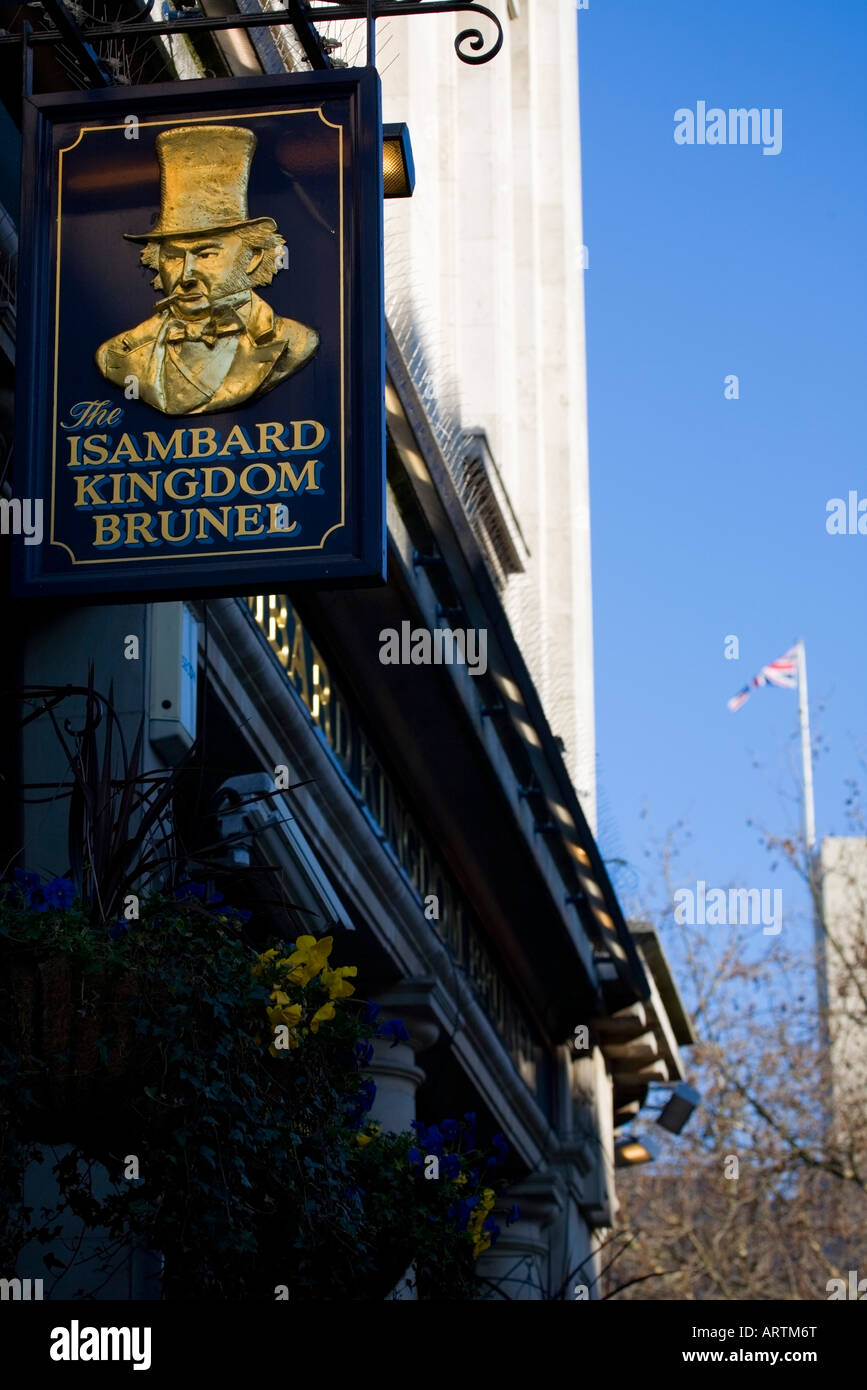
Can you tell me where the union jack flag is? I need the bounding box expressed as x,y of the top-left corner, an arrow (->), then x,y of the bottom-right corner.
727,646 -> 799,713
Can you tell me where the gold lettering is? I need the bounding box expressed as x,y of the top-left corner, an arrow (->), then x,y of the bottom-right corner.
82,435 -> 110,465
235,504 -> 265,537
143,430 -> 188,462
188,427 -> 218,459
217,424 -> 255,457
158,509 -> 193,543
126,471 -> 161,504
290,420 -> 325,451
109,432 -> 143,466
164,469 -> 200,502
75,474 -> 109,506
265,502 -> 298,534
93,514 -> 121,546
239,463 -> 277,496
66,435 -> 83,467
277,459 -> 320,493
125,512 -> 158,545
256,422 -> 291,454
195,507 -> 231,540
288,620 -> 310,706
201,467 -> 236,499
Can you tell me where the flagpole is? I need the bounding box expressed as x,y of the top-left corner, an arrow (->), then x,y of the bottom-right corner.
796,638 -> 816,853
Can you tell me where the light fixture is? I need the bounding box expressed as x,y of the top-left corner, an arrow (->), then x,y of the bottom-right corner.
383,123 -> 415,198
614,1134 -> 659,1168
656,1082 -> 701,1135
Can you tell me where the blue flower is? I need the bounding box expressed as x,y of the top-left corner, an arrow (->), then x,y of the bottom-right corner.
109,920 -> 129,941
378,1018 -> 409,1048
13,869 -> 49,912
442,1153 -> 462,1180
441,1118 -> 459,1143
463,1112 -> 477,1126
423,1124 -> 445,1157
207,889 -> 225,906
454,1197 -> 479,1232
491,1132 -> 508,1156
347,1077 -> 377,1128
482,1217 -> 501,1244
44,877 -> 75,910
408,1147 -> 424,1170
364,1002 -> 382,1026
506,1203 -> 520,1226
231,907 -> 252,924
174,880 -> 206,901
356,1039 -> 374,1067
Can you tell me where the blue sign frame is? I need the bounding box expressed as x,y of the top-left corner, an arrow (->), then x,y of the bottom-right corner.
13,69 -> 385,599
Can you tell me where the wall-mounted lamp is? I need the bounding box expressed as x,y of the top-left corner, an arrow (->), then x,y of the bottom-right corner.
614,1134 -> 659,1168
656,1082 -> 701,1135
383,123 -> 415,198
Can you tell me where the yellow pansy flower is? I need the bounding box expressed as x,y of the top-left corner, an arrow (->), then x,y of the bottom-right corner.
269,989 -> 292,1007
356,1123 -> 381,1147
266,1002 -> 303,1029
285,934 -> 334,986
321,964 -> 357,1000
310,1000 -> 336,1033
252,947 -> 279,979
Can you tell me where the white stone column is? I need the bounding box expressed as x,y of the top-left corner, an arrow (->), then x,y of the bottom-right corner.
365,1010 -> 439,1135
363,980 -> 443,1300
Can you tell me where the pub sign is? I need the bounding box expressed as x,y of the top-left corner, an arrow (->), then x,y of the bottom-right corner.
13,70 -> 385,598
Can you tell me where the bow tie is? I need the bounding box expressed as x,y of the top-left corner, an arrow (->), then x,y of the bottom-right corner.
166,309 -> 244,348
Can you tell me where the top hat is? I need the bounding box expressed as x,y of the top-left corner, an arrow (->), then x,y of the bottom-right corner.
125,125 -> 277,243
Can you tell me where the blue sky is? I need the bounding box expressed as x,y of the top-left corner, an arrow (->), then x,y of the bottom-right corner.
578,0 -> 867,954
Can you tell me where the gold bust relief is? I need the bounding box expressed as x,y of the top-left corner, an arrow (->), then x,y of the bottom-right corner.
95,124 -> 319,416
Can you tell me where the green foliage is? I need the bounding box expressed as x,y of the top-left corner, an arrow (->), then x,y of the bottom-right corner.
0,887 -> 513,1299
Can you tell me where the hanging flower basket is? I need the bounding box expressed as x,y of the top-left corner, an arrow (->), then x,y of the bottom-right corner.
1,949 -> 145,1121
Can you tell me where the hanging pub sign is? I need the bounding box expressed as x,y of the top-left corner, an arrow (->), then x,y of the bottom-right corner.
13,69 -> 385,599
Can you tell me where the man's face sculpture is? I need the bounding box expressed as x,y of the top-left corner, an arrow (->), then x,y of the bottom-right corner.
157,231 -> 263,318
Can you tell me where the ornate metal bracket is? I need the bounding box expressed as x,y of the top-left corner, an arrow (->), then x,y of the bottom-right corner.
0,0 -> 504,76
